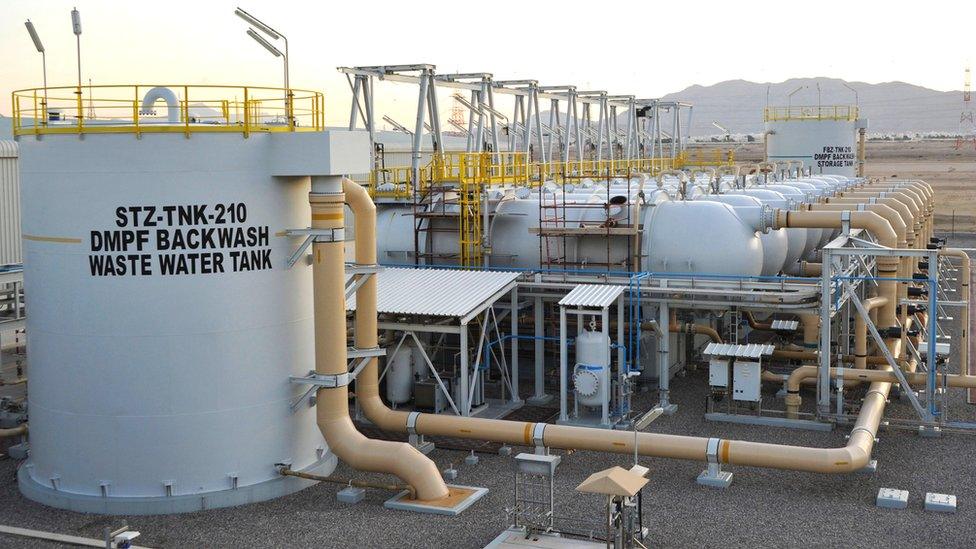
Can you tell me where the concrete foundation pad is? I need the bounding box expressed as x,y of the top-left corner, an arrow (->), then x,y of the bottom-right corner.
485,526 -> 603,548
384,484 -> 488,516
526,394 -> 555,406
857,459 -> 878,474
924,492 -> 957,513
17,453 -> 338,515
337,486 -> 365,504
877,488 -> 909,509
696,470 -> 733,488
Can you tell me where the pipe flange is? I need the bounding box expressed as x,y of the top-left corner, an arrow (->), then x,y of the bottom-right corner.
760,203 -> 775,233
573,370 -> 600,398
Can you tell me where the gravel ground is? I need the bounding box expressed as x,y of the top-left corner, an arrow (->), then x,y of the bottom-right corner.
1,239 -> 974,548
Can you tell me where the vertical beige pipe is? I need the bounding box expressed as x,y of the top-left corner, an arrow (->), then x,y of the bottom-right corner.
312,177 -> 449,502
804,203 -> 911,315
855,297 -> 889,370
778,296 -> 886,416
774,209 -> 899,325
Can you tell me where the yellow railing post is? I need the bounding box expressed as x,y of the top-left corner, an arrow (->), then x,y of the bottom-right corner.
76,85 -> 83,132
242,87 -> 250,138
182,86 -> 190,138
32,90 -> 39,136
133,85 -> 141,138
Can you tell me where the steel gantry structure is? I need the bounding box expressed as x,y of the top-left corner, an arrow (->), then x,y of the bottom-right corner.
340,63 -> 696,193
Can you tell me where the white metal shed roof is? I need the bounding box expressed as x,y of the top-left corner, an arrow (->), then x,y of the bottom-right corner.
770,319 -> 800,331
702,342 -> 775,359
346,267 -> 520,321
559,284 -> 626,309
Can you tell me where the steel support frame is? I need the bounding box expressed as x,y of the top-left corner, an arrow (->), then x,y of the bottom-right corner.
820,235 -> 942,424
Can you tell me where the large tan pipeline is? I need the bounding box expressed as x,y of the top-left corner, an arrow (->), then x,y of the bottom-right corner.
342,187 -> 903,475
640,320 -> 723,343
0,424 -> 27,438
785,296 -> 888,417
783,364 -> 976,392
312,177 -> 449,502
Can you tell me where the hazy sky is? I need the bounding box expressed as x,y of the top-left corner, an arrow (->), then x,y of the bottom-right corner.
1,0 -> 973,125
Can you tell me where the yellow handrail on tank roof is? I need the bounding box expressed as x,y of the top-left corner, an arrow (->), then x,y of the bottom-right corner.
361,151 -> 710,199
763,105 -> 859,122
10,84 -> 325,138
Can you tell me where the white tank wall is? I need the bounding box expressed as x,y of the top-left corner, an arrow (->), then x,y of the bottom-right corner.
18,132 -> 329,510
0,141 -> 20,265
766,118 -> 858,177
643,201 -> 764,276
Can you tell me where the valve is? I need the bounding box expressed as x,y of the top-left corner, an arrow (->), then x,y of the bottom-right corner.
908,287 -> 928,298
906,304 -> 926,315
879,327 -> 902,339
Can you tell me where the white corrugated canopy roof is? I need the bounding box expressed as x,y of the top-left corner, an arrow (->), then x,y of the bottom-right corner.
346,267 -> 520,319
558,284 -> 626,309
702,342 -> 775,359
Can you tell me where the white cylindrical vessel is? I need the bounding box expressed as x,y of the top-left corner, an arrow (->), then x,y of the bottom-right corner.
573,329 -> 611,408
386,344 -> 414,404
17,131 -> 331,514
695,194 -> 787,276
642,200 -> 764,276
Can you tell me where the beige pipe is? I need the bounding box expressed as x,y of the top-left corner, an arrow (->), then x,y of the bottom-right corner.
774,209 -> 899,326
313,178 -> 449,502
798,313 -> 819,350
669,321 -> 723,343
801,262 -> 822,277
0,377 -> 27,386
804,202 -> 912,302
743,311 -> 773,331
784,364 -> 976,392
770,349 -> 906,367
854,297 -> 888,370
339,198 -> 903,475
783,296 -> 888,416
640,321 -> 722,343
0,424 -> 27,438
826,196 -> 918,267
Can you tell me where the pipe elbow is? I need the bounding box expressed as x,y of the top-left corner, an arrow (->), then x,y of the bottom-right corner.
139,86 -> 180,123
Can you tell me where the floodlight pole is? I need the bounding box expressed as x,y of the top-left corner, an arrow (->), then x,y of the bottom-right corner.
235,8 -> 290,124
71,8 -> 83,122
25,20 -> 48,122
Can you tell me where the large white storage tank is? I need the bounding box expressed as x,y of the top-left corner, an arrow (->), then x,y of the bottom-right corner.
764,105 -> 866,178
14,85 -> 365,514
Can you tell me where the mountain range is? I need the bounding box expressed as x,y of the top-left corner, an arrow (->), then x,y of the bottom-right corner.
659,77 -> 969,136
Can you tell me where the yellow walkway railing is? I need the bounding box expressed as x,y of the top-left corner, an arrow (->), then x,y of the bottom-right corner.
763,105 -> 859,122
12,84 -> 325,138
361,151 -> 732,199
